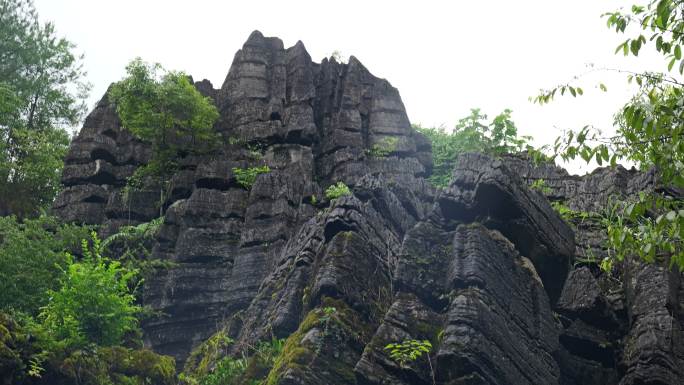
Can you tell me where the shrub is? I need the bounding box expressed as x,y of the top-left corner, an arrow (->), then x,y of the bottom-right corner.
384,339 -> 432,368
39,233 -> 142,349
529,179 -> 552,194
0,216 -> 91,315
414,108 -> 534,188
59,346 -> 176,385
325,182 -> 351,201
366,137 -> 399,158
0,312 -> 36,384
232,166 -> 271,189
101,217 -> 174,279
182,331 -> 284,385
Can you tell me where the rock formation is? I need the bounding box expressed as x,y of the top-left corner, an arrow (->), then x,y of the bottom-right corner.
54,31 -> 684,384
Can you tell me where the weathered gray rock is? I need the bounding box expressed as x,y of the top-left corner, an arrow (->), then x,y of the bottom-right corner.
507,153 -> 684,385
439,153 -> 575,303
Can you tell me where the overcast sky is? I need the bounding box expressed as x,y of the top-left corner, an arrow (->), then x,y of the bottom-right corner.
34,0 -> 670,174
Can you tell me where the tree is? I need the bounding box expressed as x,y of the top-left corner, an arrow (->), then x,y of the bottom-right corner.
0,0 -> 90,217
414,108 -> 534,187
109,58 -> 219,190
534,0 -> 684,270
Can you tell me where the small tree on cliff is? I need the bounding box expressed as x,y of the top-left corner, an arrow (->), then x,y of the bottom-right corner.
110,58 -> 219,190
414,108 -> 535,188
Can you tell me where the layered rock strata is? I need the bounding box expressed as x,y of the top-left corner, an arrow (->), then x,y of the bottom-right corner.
54,31 -> 684,384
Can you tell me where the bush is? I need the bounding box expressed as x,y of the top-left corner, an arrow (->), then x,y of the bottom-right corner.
181,333 -> 284,385
232,166 -> 270,189
529,179 -> 552,194
101,217 -> 173,279
0,312 -> 36,384
414,108 -> 533,188
0,216 -> 91,315
325,182 -> 351,201
59,346 -> 176,385
366,137 -> 399,158
39,233 -> 142,349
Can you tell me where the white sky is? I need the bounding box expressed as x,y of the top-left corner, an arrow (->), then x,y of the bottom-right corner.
34,0 -> 670,174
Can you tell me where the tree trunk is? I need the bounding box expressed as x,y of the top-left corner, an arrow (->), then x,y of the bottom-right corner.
26,92 -> 39,130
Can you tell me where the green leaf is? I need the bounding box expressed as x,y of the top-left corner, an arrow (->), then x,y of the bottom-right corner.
580,147 -> 591,162
668,57 -> 676,71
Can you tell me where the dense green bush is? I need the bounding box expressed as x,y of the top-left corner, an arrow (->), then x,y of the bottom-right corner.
181,332 -> 284,385
101,217 -> 174,281
325,182 -> 351,201
39,234 -> 142,349
0,312 -> 36,384
414,108 -> 533,188
232,166 -> 271,189
0,215 -> 91,315
366,137 -> 399,158
59,346 -> 176,385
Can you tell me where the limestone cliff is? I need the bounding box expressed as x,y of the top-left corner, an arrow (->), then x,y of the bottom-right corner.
54,31 -> 684,385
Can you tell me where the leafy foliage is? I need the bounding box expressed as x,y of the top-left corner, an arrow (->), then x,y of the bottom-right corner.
414,108 -> 534,187
110,58 -> 219,189
39,233 -> 142,349
0,311 -> 39,383
232,165 -> 271,189
537,0 -> 684,270
601,194 -> 684,270
384,339 -> 432,367
1,310 -> 176,385
0,215 -> 91,315
366,137 -> 399,157
325,181 -> 352,200
605,1 -> 684,73
0,0 -> 90,217
551,201 -> 594,223
181,332 -> 284,385
57,346 -> 176,385
100,217 -> 176,285
529,179 -> 553,195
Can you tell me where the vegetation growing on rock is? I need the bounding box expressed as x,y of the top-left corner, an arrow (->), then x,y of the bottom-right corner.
232,166 -> 271,189
324,181 -> 351,200
414,108 -> 534,187
110,57 -> 220,200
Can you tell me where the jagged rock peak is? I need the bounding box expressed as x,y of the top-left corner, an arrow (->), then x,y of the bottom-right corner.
51,31 -> 684,385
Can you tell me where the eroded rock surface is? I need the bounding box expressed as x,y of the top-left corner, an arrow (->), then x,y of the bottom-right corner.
54,31 -> 684,384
